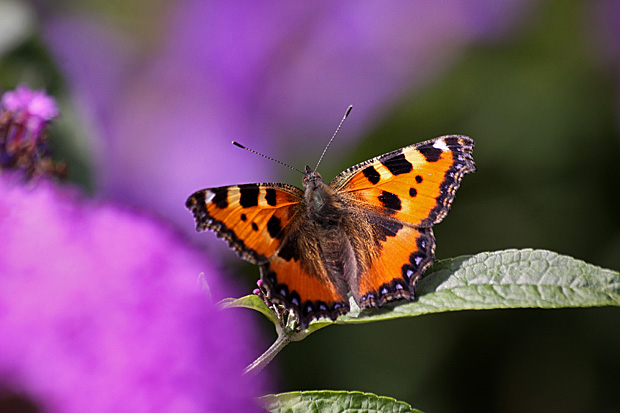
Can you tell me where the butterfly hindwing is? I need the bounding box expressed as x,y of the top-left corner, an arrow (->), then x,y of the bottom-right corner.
356,216 -> 436,308
331,135 -> 476,227
186,183 -> 302,263
260,254 -> 350,328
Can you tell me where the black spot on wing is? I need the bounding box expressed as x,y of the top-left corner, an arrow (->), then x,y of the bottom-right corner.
251,222 -> 258,231
380,153 -> 413,175
443,136 -> 464,147
409,187 -> 417,197
239,184 -> 259,208
369,216 -> 404,242
415,175 -> 423,183
266,215 -> 283,239
240,213 -> 247,221
186,190 -> 205,209
211,188 -> 229,209
278,233 -> 300,261
378,191 -> 401,212
265,188 -> 277,206
362,165 -> 381,184
417,144 -> 442,162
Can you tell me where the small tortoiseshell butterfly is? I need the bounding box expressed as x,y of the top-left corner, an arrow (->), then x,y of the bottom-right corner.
187,113 -> 475,328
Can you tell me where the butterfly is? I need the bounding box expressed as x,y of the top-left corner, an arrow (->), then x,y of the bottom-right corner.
186,127 -> 475,328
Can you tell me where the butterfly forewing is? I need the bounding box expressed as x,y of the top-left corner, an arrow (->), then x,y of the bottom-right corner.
331,135 -> 476,228
186,183 -> 302,263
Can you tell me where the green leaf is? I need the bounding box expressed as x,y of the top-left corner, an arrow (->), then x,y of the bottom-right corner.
337,248 -> 620,324
239,249 -> 620,375
223,249 -> 620,328
218,295 -> 280,327
262,390 -> 421,413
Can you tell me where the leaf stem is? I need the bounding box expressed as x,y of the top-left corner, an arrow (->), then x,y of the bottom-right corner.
244,324 -> 310,376
244,328 -> 288,376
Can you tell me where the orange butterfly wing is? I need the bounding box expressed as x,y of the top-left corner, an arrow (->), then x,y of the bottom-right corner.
357,217 -> 436,308
260,250 -> 350,328
332,135 -> 476,227
186,183 -> 301,263
186,183 -> 350,327
332,135 -> 476,306
187,135 -> 475,327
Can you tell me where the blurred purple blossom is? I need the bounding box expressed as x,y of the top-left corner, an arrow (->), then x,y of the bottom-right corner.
41,1 -> 533,246
0,85 -> 65,179
0,177 -> 265,412
1,84 -> 59,135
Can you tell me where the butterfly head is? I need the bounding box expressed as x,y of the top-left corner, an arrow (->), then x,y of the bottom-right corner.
303,164 -> 332,212
302,165 -> 323,188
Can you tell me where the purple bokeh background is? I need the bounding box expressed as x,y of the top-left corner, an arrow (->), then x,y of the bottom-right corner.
0,176 -> 264,412
0,83 -> 266,410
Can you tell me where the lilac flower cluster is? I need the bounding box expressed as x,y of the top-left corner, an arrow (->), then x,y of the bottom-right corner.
0,85 -> 65,179
0,86 -> 265,412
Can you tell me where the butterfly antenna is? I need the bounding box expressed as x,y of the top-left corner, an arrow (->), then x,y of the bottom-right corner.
232,141 -> 305,175
314,105 -> 353,172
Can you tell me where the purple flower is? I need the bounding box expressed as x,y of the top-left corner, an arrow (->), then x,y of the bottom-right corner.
1,84 -> 59,136
0,177 -> 266,412
40,1 -> 534,244
0,85 -> 65,179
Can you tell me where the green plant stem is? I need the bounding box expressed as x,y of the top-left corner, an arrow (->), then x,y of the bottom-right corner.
244,329 -> 289,376
244,325 -> 309,376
